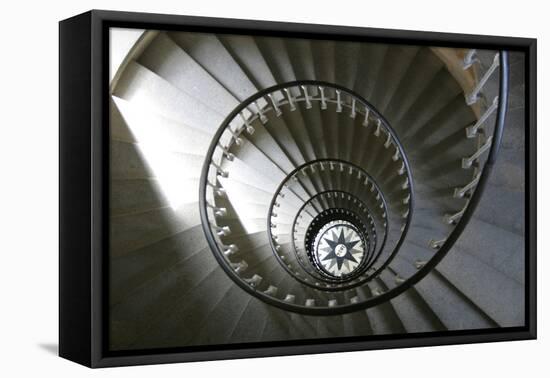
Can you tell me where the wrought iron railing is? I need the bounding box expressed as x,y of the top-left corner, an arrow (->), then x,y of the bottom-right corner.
199,50 -> 509,314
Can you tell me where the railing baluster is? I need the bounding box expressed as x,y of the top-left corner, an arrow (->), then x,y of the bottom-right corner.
444,207 -> 466,225
454,172 -> 481,198
363,107 -> 370,126
211,224 -> 231,236
335,89 -> 343,112
284,294 -> 296,303
245,274 -> 262,287
463,49 -> 479,69
227,126 -> 243,145
374,118 -> 381,136
462,136 -> 493,168
318,86 -> 327,110
414,260 -> 427,269
392,146 -> 400,161
207,180 -> 226,197
284,88 -> 296,111
384,132 -> 392,148
231,260 -> 248,274
218,142 -> 234,161
207,201 -> 227,217
211,162 -> 228,178
429,239 -> 445,250
254,101 -> 268,124
223,244 -> 238,256
466,97 -> 499,138
398,161 -> 406,175
301,85 -> 312,109
267,93 -> 282,117
263,285 -> 278,295
395,275 -> 405,285
465,54 -> 500,105
350,98 -> 357,119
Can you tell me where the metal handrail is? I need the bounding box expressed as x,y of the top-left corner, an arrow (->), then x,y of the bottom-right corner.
198,49 -> 508,315
200,81 -> 414,313
338,51 -> 510,312
266,159 -> 399,292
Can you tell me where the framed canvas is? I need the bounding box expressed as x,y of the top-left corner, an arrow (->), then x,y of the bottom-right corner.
59,10 -> 537,368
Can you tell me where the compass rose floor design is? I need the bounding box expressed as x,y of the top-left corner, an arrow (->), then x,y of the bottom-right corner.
315,222 -> 366,277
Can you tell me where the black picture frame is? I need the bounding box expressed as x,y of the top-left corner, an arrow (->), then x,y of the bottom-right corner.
59,9 -> 537,368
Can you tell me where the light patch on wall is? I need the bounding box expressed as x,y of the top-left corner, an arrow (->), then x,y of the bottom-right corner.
112,96 -> 203,210
217,175 -> 269,235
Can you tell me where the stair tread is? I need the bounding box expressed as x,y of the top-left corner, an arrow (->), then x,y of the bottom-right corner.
110,225 -> 208,304
133,267 -> 232,349
110,202 -> 202,257
111,96 -> 212,154
190,257 -> 280,345
110,138 -> 204,181
113,60 -> 224,134
391,256 -> 497,330
457,217 -> 525,284
438,248 -> 524,327
378,270 -> 446,333
169,32 -> 260,102
139,33 -> 240,114
110,248 -> 220,350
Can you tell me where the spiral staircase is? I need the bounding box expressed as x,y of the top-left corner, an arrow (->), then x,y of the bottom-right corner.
108,30 -> 526,351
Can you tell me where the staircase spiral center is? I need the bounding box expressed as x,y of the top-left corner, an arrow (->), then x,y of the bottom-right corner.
335,244 -> 348,257
201,81 -> 418,312
311,220 -> 367,278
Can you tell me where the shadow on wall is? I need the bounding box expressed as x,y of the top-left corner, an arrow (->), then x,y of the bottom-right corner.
37,343 -> 58,356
